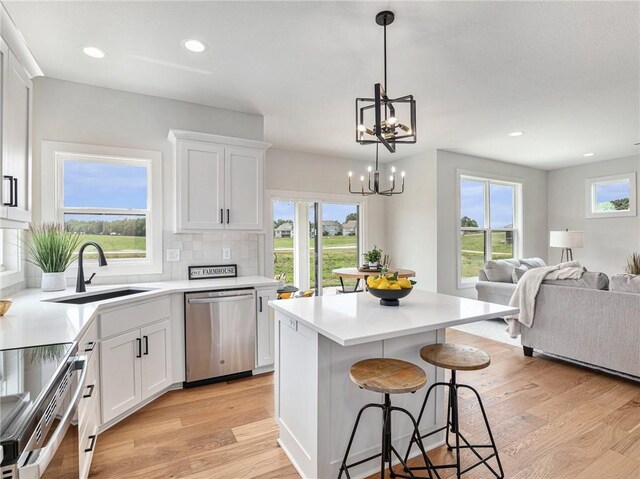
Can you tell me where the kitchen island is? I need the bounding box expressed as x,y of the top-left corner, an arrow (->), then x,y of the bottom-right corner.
269,290 -> 518,479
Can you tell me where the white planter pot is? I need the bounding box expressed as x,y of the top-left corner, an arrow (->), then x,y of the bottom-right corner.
41,272 -> 67,292
369,262 -> 378,268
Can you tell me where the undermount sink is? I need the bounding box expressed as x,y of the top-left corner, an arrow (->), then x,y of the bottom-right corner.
51,288 -> 151,305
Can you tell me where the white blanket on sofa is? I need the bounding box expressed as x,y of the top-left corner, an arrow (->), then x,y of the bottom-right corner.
505,261 -> 585,337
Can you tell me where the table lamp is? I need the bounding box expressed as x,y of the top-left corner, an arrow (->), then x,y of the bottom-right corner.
549,229 -> 584,263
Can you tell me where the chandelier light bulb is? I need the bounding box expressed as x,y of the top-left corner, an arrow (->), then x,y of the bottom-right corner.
367,166 -> 373,172
360,175 -> 365,182
358,124 -> 366,132
389,175 -> 394,181
388,116 -> 397,125
401,171 -> 406,177
348,171 -> 353,177
391,166 -> 396,173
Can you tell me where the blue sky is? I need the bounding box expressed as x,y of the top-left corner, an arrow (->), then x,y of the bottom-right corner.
64,161 -> 147,211
595,180 -> 630,204
273,201 -> 357,223
460,180 -> 514,228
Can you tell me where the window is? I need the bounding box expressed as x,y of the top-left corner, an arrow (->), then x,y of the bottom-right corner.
272,194 -> 363,296
42,142 -> 162,276
458,174 -> 522,286
586,173 -> 636,218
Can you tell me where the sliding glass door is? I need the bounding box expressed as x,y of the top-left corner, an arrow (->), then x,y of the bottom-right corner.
272,199 -> 360,295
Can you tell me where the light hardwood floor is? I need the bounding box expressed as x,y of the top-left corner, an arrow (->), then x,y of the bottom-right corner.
89,329 -> 640,479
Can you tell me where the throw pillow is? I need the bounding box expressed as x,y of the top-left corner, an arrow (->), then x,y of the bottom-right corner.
610,274 -> 640,294
519,257 -> 547,269
484,258 -> 520,283
543,272 -> 609,290
512,266 -> 528,283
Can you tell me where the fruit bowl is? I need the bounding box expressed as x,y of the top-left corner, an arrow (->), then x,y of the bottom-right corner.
367,287 -> 413,306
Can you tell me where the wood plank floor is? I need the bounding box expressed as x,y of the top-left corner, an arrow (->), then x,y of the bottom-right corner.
89,329 -> 640,479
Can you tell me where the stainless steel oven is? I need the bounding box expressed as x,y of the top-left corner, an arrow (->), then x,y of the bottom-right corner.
1,343 -> 89,479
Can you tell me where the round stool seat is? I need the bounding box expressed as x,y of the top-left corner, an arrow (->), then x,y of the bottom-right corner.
350,358 -> 427,394
420,343 -> 490,371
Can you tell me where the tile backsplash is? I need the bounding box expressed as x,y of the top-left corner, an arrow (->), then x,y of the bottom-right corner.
26,231 -> 263,288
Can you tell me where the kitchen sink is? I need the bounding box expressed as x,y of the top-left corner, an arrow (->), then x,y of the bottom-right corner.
51,288 -> 152,304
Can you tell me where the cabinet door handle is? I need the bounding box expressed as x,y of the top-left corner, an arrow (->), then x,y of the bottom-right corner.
84,434 -> 97,453
143,335 -> 149,355
83,384 -> 95,399
84,341 -> 96,352
2,175 -> 13,206
226,209 -> 230,224
259,296 -> 263,313
220,208 -> 223,224
136,338 -> 142,358
12,177 -> 17,207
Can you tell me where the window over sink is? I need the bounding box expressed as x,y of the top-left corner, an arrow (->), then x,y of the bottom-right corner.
41,142 -> 163,276
458,173 -> 522,288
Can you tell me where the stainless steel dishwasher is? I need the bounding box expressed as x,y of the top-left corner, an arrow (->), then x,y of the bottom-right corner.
184,289 -> 256,386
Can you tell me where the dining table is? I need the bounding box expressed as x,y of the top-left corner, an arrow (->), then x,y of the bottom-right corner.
331,267 -> 416,293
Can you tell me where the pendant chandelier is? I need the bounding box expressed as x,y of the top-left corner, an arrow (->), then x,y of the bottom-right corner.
355,11 -> 417,154
348,144 -> 405,196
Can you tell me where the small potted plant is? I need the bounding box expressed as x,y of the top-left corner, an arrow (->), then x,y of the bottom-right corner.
26,223 -> 82,292
625,253 -> 640,275
363,245 -> 383,268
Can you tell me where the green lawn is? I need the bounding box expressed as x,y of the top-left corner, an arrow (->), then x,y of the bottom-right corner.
461,231 -> 514,279
273,235 -> 359,289
274,235 -> 357,249
75,234 -> 146,259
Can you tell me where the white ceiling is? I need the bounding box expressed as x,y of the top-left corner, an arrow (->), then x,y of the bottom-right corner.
4,1 -> 639,169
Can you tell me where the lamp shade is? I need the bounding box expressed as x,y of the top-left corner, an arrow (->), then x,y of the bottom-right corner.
549,230 -> 584,248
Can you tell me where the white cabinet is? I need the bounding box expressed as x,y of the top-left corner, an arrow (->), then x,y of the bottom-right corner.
140,319 -> 173,400
0,38 -> 32,227
100,319 -> 172,423
100,329 -> 141,423
169,130 -> 270,232
256,289 -> 277,368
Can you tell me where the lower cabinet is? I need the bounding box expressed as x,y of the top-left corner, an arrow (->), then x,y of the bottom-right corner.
100,319 -> 172,423
256,289 -> 277,368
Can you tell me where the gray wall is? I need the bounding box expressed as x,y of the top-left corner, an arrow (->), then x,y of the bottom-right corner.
547,155 -> 640,277
437,150 -> 549,298
30,77 -> 265,286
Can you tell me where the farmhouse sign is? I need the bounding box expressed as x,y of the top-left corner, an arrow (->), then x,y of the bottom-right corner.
188,264 -> 238,280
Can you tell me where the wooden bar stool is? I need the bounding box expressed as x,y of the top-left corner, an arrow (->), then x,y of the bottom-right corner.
338,358 -> 435,479
404,344 -> 504,479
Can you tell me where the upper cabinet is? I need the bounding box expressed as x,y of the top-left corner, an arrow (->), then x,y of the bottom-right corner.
169,130 -> 270,232
0,7 -> 41,229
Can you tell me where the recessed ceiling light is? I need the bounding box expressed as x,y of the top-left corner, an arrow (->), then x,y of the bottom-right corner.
183,39 -> 207,53
82,46 -> 106,59
508,131 -> 524,137
583,152 -> 595,157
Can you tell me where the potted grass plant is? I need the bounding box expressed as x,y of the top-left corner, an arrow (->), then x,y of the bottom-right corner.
26,223 -> 82,292
625,253 -> 640,275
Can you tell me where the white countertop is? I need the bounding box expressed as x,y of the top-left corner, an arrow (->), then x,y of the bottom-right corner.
269,290 -> 519,346
0,276 -> 277,350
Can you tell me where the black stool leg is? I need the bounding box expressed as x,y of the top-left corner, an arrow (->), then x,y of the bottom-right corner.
452,371 -> 462,478
338,403 -> 382,479
458,384 -> 504,479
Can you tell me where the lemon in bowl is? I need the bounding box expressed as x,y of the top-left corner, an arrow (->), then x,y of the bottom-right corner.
366,274 -> 413,306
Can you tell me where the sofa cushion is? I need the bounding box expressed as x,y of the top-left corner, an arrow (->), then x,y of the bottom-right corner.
543,271 -> 609,290
512,266 -> 528,283
483,258 -> 521,283
520,257 -> 547,269
610,274 -> 640,294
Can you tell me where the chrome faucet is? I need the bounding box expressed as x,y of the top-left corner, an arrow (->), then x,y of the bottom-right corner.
76,242 -> 108,293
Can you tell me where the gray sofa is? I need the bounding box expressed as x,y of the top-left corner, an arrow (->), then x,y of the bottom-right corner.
522,284 -> 640,378
475,260 -> 640,379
